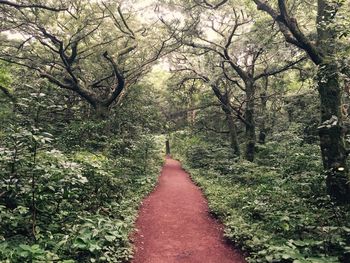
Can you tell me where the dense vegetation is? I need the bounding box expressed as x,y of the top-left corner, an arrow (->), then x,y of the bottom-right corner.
1,0 -> 350,262
171,120 -> 350,262
0,62 -> 165,262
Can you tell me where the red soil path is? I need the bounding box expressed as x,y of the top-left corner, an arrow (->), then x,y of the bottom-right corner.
131,157 -> 246,263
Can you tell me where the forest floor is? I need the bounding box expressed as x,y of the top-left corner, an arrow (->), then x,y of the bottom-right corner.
130,157 -> 246,263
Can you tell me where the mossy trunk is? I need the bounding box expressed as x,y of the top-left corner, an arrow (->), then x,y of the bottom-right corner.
317,63 -> 350,204
245,81 -> 256,162
316,0 -> 350,204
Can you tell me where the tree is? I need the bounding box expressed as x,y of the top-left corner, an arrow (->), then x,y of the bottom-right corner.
170,55 -> 242,155
251,0 -> 350,203
160,2 -> 305,160
0,0 -> 179,117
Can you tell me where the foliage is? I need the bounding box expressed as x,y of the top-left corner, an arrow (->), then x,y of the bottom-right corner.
0,127 -> 163,262
1,0 -> 350,262
0,0 -> 178,110
0,64 -> 165,262
171,125 -> 350,263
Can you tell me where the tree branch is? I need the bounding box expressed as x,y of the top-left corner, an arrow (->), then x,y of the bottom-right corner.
0,0 -> 67,11
254,56 -> 307,80
194,0 -> 229,9
277,0 -> 323,64
252,0 -> 323,65
102,51 -> 125,106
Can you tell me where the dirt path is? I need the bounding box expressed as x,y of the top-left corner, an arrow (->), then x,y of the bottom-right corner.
131,157 -> 246,263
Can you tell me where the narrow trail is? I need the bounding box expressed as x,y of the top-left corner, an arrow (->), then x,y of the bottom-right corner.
131,157 -> 246,263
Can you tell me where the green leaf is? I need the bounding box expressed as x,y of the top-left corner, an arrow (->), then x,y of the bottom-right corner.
104,235 -> 116,242
19,251 -> 30,258
88,243 -> 101,252
73,238 -> 88,249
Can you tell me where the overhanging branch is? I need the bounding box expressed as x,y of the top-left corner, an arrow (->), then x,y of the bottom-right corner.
0,0 -> 67,11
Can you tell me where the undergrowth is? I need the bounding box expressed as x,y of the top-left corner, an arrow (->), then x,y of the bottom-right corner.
171,129 -> 350,263
0,130 -> 164,263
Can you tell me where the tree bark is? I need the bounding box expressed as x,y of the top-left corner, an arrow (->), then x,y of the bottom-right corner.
245,80 -> 256,161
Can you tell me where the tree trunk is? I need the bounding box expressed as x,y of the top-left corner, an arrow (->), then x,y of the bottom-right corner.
94,103 -> 109,119
258,80 -> 268,144
317,63 -> 350,203
211,85 -> 240,156
224,110 -> 240,156
316,0 -> 350,203
245,81 -> 256,161
166,140 -> 171,155
220,99 -> 240,156
188,87 -> 196,129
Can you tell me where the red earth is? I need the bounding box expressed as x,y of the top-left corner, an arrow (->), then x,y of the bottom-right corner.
130,157 -> 246,263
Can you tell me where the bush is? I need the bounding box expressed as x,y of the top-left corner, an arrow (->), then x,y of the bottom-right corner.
0,130 -> 163,262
